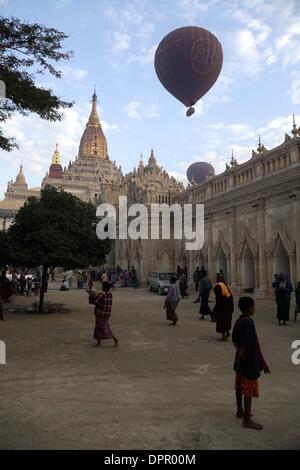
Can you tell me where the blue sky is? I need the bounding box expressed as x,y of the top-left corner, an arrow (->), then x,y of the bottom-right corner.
1,0 -> 300,197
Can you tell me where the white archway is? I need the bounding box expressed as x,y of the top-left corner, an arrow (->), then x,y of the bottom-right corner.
217,247 -> 228,281
242,243 -> 255,292
273,237 -> 290,276
159,251 -> 170,272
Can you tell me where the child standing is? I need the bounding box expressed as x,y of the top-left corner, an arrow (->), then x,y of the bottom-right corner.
232,296 -> 270,430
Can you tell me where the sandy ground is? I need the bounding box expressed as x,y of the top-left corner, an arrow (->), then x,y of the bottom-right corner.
0,283 -> 299,450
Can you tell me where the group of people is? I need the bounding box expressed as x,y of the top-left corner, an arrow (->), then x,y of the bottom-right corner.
118,265 -> 139,288
272,273 -> 300,324
88,265 -> 270,430
165,268 -> 234,341
0,268 -> 42,301
59,266 -> 140,291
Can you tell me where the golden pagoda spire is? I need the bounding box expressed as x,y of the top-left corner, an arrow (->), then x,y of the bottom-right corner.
139,153 -> 144,167
14,164 -> 27,188
78,89 -> 108,159
87,89 -> 101,128
52,143 -> 61,165
148,149 -> 157,166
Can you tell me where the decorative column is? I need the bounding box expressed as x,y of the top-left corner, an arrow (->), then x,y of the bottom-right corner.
267,254 -> 274,296
256,198 -> 268,295
254,255 -> 260,289
293,190 -> 300,283
289,254 -> 297,286
206,213 -> 214,278
228,207 -> 237,290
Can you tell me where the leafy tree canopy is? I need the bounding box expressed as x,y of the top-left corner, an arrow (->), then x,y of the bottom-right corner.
0,16 -> 73,151
0,229 -> 11,268
8,186 -> 111,270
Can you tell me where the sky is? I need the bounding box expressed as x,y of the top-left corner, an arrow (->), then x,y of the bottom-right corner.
0,0 -> 300,198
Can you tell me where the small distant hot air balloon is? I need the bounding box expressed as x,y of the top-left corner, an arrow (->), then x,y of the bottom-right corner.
187,162 -> 215,185
154,26 -> 223,116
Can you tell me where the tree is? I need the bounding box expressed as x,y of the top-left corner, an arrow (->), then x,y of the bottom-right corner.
8,186 -> 111,312
0,229 -> 11,267
0,16 -> 73,151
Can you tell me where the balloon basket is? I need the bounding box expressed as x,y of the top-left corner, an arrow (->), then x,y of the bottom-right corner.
186,107 -> 195,117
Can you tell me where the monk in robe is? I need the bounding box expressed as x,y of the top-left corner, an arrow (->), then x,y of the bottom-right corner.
213,274 -> 234,340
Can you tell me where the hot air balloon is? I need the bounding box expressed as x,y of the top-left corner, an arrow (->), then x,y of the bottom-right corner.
186,162 -> 215,185
154,26 -> 223,116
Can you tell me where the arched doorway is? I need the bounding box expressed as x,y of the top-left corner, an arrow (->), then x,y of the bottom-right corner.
273,237 -> 290,276
217,247 -> 228,281
179,251 -> 188,274
242,243 -> 255,292
159,251 -> 170,272
198,251 -> 205,269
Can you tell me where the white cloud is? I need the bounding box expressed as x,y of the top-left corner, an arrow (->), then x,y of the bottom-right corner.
60,66 -> 88,85
124,101 -> 141,119
233,9 -> 272,44
113,32 -> 131,52
72,69 -> 88,81
101,120 -> 119,131
289,79 -> 300,104
168,171 -> 188,187
235,30 -> 257,58
104,1 -> 165,58
124,99 -> 159,119
259,113 -> 300,147
127,45 -> 157,66
177,0 -> 209,21
208,122 -> 256,140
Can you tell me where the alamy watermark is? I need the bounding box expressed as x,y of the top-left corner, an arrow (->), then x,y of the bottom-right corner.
291,340 -> 300,365
0,340 -> 6,365
0,80 -> 6,99
96,196 -> 204,251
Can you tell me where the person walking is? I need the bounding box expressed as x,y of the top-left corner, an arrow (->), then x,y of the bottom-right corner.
197,270 -> 212,319
294,281 -> 300,322
232,296 -> 270,430
176,265 -> 182,278
91,282 -> 119,348
214,273 -> 234,340
101,270 -> 109,288
33,272 -> 41,296
164,276 -> 179,325
19,274 -> 26,296
272,273 -> 293,325
179,273 -> 189,299
26,277 -> 33,296
77,271 -> 84,289
193,267 -> 200,291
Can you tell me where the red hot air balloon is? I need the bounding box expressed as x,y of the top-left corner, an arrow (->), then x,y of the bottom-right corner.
154,26 -> 223,116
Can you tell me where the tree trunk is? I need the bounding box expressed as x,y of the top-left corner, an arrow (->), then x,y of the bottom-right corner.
38,265 -> 48,313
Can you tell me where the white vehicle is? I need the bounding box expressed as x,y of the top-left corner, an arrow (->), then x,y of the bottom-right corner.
146,272 -> 176,295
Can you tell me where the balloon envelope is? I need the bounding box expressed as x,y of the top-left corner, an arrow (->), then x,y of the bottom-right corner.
154,26 -> 223,108
187,162 -> 215,185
